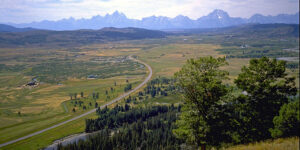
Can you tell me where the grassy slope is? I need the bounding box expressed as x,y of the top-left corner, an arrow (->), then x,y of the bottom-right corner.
224,137 -> 299,150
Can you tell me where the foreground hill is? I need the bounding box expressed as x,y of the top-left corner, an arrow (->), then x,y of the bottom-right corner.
225,137 -> 299,150
0,27 -> 167,47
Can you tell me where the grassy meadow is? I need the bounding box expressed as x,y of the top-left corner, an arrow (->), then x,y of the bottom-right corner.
0,44 -> 146,145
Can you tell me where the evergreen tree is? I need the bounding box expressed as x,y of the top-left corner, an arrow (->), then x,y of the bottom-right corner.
173,57 -> 229,149
234,57 -> 297,142
270,98 -> 299,138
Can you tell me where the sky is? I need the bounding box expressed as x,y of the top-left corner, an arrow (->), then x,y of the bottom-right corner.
0,0 -> 299,23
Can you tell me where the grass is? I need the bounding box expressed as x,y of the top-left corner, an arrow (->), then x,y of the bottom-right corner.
0,44 -> 149,148
141,94 -> 182,106
0,77 -> 144,149
0,42 -> 146,144
224,137 -> 299,150
0,113 -> 98,150
0,75 -> 144,144
137,44 -> 223,77
135,43 -> 252,85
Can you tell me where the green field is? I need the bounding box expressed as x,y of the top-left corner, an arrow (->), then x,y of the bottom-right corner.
2,113 -> 98,150
0,26 -> 299,150
0,44 -> 147,145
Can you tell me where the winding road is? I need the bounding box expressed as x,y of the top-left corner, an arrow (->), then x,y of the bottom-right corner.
0,56 -> 152,148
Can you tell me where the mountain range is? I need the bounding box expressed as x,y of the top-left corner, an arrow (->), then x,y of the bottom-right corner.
6,9 -> 300,31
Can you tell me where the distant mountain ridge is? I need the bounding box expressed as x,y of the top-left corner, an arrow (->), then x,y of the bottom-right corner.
0,27 -> 167,47
6,9 -> 300,30
0,24 -> 35,32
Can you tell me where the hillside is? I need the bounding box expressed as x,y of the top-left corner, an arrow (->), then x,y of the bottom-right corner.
0,27 -> 167,47
225,137 -> 299,150
222,24 -> 299,38
0,24 -> 35,32
182,24 -> 299,38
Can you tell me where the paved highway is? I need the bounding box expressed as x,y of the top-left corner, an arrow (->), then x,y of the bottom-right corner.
0,56 -> 152,148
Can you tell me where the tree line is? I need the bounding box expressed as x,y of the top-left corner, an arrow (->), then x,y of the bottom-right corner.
124,77 -> 176,104
85,104 -> 180,133
58,105 -> 184,150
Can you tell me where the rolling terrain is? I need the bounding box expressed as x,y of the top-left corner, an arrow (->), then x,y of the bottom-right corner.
0,56 -> 152,148
0,27 -> 167,47
0,24 -> 298,150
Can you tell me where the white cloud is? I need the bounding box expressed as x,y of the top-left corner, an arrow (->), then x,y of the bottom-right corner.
0,0 -> 298,23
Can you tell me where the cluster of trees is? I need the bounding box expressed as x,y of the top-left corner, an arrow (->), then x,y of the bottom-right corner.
68,81 -> 121,112
58,105 -> 184,150
173,56 -> 298,149
224,50 -> 294,59
144,77 -> 176,98
92,92 -> 99,99
69,92 -> 85,100
286,62 -> 299,70
123,77 -> 176,104
85,105 -> 180,132
70,100 -> 91,111
124,83 -> 132,92
69,91 -> 103,100
70,92 -> 99,112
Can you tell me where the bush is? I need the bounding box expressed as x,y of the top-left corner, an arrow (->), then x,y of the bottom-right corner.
270,99 -> 299,138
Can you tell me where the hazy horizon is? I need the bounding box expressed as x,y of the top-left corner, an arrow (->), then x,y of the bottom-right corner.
1,0 -> 299,24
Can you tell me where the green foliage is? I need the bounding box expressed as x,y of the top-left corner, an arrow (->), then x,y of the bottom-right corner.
173,56 -> 229,146
85,105 -> 174,132
0,64 -> 25,72
270,99 -> 299,138
124,83 -> 132,92
60,105 -> 183,150
234,57 -> 297,142
216,46 -> 298,58
285,62 -> 299,69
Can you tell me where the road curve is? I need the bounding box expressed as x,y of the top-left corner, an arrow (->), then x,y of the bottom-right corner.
0,56 -> 152,148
